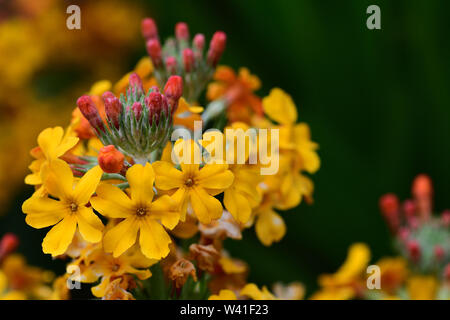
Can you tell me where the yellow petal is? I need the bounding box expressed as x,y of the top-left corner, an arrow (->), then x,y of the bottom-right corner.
255,209 -> 286,246
209,290 -> 237,300
42,215 -> 77,256
139,218 -> 171,260
90,184 -> 134,218
22,196 -> 67,229
223,189 -> 252,224
148,195 -> 180,229
153,161 -> 184,190
103,217 -> 139,257
54,136 -> 79,159
38,127 -> 64,160
262,88 -> 297,125
73,166 -> 103,205
91,276 -> 110,298
76,207 -> 103,243
189,186 -> 223,224
196,164 -> 234,190
42,159 -> 74,201
127,163 -> 155,204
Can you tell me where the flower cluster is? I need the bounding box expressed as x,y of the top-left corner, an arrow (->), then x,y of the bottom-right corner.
312,175 -> 449,300
20,18 -> 319,299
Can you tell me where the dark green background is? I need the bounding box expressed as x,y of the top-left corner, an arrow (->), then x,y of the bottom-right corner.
2,0 -> 450,296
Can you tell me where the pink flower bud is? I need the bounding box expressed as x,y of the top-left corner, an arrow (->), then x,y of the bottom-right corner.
403,199 -> 416,221
132,102 -> 143,120
379,193 -> 400,233
398,227 -> 410,242
164,75 -> 183,114
98,145 -> 124,174
102,92 -> 121,129
183,48 -> 195,72
207,31 -> 226,67
0,233 -> 19,260
441,210 -> 450,227
165,56 -> 178,75
175,22 -> 189,41
434,245 -> 445,261
407,240 -> 421,262
77,95 -> 105,133
146,38 -> 162,68
129,72 -> 143,94
141,18 -> 158,40
193,33 -> 205,51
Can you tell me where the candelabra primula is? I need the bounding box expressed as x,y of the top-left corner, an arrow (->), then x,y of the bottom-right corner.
311,175 -> 450,300
20,18 -> 319,300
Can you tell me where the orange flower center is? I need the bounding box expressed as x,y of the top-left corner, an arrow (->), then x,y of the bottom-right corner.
185,178 -> 194,187
70,202 -> 78,213
136,207 -> 147,217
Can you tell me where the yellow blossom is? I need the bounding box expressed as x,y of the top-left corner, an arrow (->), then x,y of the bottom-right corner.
407,275 -> 438,300
240,283 -> 277,300
22,160 -> 104,256
209,289 -> 237,300
90,163 -> 180,260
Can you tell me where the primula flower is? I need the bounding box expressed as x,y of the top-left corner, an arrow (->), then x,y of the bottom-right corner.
90,163 -> 180,260
25,126 -> 79,188
153,140 -> 234,224
22,160 -> 104,256
253,194 -> 287,246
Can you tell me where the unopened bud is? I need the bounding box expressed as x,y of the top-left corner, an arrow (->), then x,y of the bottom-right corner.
441,210 -> 450,227
163,75 -> 183,114
207,31 -> 226,67
141,18 -> 158,40
0,233 -> 19,260
98,145 -> 125,173
102,92 -> 122,129
132,102 -> 143,120
129,73 -> 144,94
77,95 -> 105,134
444,264 -> 450,282
379,193 -> 400,233
193,33 -> 205,51
146,39 -> 162,68
407,240 -> 421,262
175,22 -> 189,41
403,199 -> 416,221
183,48 -> 195,72
165,56 -> 178,75
398,227 -> 410,242
412,174 -> 433,220
434,245 -> 445,261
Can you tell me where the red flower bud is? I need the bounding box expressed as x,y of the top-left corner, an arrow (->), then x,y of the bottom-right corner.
141,18 -> 158,40
76,95 -> 105,134
102,92 -> 122,129
98,145 -> 124,173
0,233 -> 19,260
129,73 -> 144,94
132,102 -> 143,120
407,240 -> 421,262
207,31 -> 226,67
164,75 -> 183,114
183,48 -> 195,72
165,56 -> 178,75
175,22 -> 189,41
193,33 -> 205,51
398,227 -> 410,242
403,199 -> 416,220
434,245 -> 445,261
441,210 -> 450,227
412,174 -> 433,220
444,264 -> 450,282
379,193 -> 400,233
146,38 -> 162,68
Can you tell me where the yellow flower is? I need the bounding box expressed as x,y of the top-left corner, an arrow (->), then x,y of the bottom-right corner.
311,243 -> 370,300
253,195 -> 286,246
407,275 -> 438,300
90,163 -> 180,260
153,140 -> 234,224
25,126 -> 79,187
209,289 -> 237,300
262,88 -> 297,125
240,283 -> 277,300
376,257 -> 408,294
22,160 -> 104,256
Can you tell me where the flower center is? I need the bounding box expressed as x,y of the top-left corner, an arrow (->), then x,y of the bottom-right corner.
136,207 -> 147,217
185,178 -> 194,187
112,264 -> 120,272
70,202 -> 78,213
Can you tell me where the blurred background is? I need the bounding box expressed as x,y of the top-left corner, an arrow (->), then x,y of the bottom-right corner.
0,0 -> 449,295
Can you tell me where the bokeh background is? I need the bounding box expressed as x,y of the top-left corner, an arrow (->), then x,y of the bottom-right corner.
1,0 -> 449,295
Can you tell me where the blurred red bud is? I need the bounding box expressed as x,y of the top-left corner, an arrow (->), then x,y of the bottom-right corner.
132,102 -> 143,120
98,145 -> 124,174
146,39 -> 163,68
183,48 -> 195,72
193,33 -> 205,51
175,22 -> 189,41
165,56 -> 178,75
141,18 -> 158,40
379,193 -> 400,233
441,210 -> 450,227
207,31 -> 226,67
0,233 -> 19,260
434,245 -> 445,261
77,95 -> 105,134
412,174 -> 433,220
129,73 -> 144,94
407,240 -> 421,262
